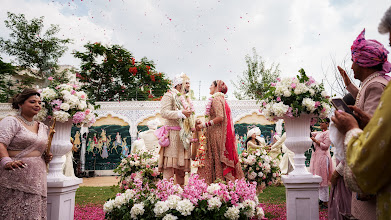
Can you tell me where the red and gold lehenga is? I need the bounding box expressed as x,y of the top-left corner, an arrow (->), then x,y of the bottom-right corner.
197,95 -> 244,184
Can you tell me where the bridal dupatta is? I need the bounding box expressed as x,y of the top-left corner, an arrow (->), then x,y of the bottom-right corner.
222,100 -> 241,178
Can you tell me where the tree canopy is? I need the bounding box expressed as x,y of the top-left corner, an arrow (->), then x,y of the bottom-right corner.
0,12 -> 71,86
73,42 -> 171,101
232,48 -> 280,100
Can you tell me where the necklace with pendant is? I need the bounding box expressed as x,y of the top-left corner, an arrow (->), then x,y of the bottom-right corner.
16,115 -> 35,126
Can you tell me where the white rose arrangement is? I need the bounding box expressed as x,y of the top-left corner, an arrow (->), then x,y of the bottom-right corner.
260,68 -> 332,121
36,83 -> 96,126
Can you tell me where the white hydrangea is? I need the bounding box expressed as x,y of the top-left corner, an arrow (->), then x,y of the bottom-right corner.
103,199 -> 115,213
60,103 -> 70,111
302,98 -> 316,113
283,90 -> 292,97
61,90 -> 71,97
207,197 -> 222,210
309,88 -> 315,96
153,201 -> 169,217
207,183 -> 221,194
166,195 -> 181,209
41,88 -> 57,100
321,91 -> 328,98
124,189 -> 136,201
224,206 -> 240,220
294,83 -> 309,95
271,102 -> 290,117
162,214 -> 178,220
258,172 -> 264,177
53,111 -> 70,123
76,91 -> 87,100
59,84 -> 73,91
175,199 -> 194,216
65,95 -> 80,108
130,203 -> 145,219
242,199 -> 256,218
113,194 -> 127,209
78,100 -> 87,110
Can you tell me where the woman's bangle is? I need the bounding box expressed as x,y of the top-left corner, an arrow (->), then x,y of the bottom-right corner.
203,120 -> 214,128
0,157 -> 13,169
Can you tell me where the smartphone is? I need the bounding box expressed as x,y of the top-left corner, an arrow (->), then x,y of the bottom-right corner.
331,98 -> 360,123
331,98 -> 354,115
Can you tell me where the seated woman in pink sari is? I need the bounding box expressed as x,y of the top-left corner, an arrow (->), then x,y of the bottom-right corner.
196,80 -> 244,184
0,89 -> 52,220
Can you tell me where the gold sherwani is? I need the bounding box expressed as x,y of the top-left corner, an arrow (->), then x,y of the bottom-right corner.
158,90 -> 191,173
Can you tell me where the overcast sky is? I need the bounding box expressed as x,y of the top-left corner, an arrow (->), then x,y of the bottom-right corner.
1,0 -> 390,100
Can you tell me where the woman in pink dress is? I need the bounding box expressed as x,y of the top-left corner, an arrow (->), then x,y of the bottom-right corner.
310,118 -> 333,209
0,89 -> 53,219
196,80 -> 244,184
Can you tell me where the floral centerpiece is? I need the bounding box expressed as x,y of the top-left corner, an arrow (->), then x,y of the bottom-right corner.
114,149 -> 162,191
36,83 -> 96,126
104,174 -> 265,220
240,148 -> 281,192
259,68 -> 331,120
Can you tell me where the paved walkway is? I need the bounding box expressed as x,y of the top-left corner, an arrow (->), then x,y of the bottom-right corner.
80,176 -> 118,187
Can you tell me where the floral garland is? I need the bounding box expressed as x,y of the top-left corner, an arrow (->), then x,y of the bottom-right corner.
170,88 -> 195,150
204,92 -> 225,117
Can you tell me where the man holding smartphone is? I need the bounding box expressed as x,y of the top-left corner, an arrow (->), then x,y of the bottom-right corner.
330,30 -> 391,219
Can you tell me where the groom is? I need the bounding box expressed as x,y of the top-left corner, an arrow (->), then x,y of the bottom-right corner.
158,73 -> 194,186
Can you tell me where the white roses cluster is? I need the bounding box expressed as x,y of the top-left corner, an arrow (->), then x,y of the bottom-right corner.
37,84 -> 95,125
260,72 -> 331,120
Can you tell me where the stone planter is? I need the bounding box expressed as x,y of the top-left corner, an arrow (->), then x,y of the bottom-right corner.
283,114 -> 313,177
47,120 -> 73,182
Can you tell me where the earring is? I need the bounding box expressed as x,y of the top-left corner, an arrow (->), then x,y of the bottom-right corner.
17,108 -> 22,116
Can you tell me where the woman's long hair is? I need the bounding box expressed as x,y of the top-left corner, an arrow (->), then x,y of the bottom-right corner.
245,136 -> 260,149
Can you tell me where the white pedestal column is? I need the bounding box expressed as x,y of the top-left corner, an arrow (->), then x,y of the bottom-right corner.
45,120 -> 83,220
47,178 -> 83,220
282,114 -> 322,220
282,175 -> 322,220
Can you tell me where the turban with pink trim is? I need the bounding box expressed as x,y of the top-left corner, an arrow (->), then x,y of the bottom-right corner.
351,29 -> 391,74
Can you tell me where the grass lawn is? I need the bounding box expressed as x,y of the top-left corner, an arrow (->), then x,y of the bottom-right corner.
258,185 -> 286,204
76,186 -> 120,206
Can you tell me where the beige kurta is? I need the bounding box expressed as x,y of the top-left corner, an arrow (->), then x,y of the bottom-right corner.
158,90 -> 191,173
345,74 -> 388,219
347,74 -> 388,116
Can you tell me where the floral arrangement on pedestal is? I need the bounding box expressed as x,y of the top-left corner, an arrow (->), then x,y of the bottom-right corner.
240,149 -> 281,192
36,83 -> 96,126
114,149 -> 162,191
104,174 -> 265,220
259,68 -> 332,120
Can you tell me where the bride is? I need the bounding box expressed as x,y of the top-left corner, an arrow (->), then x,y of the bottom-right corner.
196,80 -> 244,184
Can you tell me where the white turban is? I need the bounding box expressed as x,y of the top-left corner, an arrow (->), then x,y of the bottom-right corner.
247,127 -> 261,137
247,127 -> 261,138
172,72 -> 190,87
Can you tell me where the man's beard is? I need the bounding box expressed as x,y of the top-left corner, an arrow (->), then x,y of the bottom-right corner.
184,88 -> 189,94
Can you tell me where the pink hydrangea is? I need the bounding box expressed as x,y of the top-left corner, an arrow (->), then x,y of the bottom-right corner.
72,111 -> 86,124
50,99 -> 62,111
